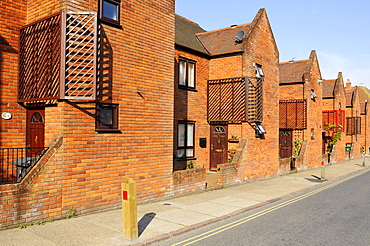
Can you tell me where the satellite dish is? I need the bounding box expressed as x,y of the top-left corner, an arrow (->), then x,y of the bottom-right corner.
235,30 -> 245,43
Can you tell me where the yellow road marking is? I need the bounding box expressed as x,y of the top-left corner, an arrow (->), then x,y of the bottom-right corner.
172,168 -> 370,246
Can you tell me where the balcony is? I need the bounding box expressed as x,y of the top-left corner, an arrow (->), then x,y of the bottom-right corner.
279,99 -> 307,129
18,12 -> 98,102
207,77 -> 263,123
322,110 -> 345,136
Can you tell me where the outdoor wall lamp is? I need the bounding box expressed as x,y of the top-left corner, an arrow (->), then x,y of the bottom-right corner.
255,122 -> 266,138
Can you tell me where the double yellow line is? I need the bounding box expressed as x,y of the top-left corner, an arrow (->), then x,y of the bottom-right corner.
172,168 -> 370,246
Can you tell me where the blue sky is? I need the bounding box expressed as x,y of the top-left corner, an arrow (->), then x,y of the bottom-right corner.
176,0 -> 370,87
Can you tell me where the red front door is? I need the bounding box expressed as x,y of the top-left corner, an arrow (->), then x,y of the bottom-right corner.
26,108 -> 45,156
210,125 -> 228,170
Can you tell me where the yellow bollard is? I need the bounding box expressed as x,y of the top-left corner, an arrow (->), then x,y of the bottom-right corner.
320,161 -> 325,180
122,178 -> 138,241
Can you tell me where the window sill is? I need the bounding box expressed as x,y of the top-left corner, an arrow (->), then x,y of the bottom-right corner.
96,129 -> 122,133
176,157 -> 197,161
178,86 -> 198,92
100,19 -> 123,29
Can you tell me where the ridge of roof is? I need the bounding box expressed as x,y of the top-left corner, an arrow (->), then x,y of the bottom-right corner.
279,59 -> 309,65
196,23 -> 252,36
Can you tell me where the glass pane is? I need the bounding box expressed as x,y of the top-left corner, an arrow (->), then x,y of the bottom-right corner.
187,124 -> 194,146
31,112 -> 43,123
186,149 -> 193,157
178,124 -> 185,147
177,149 -> 185,158
179,60 -> 186,85
101,108 -> 113,125
103,1 -> 118,20
188,62 -> 195,87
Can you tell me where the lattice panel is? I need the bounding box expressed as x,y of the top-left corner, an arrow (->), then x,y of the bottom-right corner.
279,99 -> 307,129
61,12 -> 97,100
322,110 -> 345,132
19,14 -> 61,102
246,77 -> 263,122
208,77 -> 247,123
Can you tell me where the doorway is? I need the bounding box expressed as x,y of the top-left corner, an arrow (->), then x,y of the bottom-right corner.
26,107 -> 45,156
279,130 -> 292,158
210,125 -> 228,170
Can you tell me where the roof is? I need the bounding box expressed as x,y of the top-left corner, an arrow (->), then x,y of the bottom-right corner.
321,79 -> 336,98
196,24 -> 251,56
279,60 -> 308,84
346,90 -> 354,107
175,15 -> 208,54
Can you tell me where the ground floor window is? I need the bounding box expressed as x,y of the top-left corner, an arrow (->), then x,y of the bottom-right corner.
177,121 -> 195,159
96,103 -> 119,132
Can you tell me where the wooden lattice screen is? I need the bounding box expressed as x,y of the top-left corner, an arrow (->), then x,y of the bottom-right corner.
322,110 -> 345,133
60,12 -> 97,100
207,77 -> 263,123
279,99 -> 307,129
19,13 -> 62,102
18,12 -> 97,102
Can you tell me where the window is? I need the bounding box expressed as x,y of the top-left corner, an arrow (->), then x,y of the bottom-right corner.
177,121 -> 195,159
96,103 -> 119,132
346,117 -> 361,135
99,0 -> 121,27
179,58 -> 196,89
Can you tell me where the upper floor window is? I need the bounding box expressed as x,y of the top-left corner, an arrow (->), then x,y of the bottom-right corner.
100,0 -> 121,27
179,58 -> 196,89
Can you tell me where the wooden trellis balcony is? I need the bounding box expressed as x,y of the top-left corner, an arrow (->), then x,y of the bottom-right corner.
279,99 -> 307,129
18,12 -> 98,102
207,77 -> 263,123
322,110 -> 345,136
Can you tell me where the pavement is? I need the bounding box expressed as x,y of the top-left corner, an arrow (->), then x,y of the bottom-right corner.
0,157 -> 369,246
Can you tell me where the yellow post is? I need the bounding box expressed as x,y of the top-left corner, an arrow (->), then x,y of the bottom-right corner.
122,178 -> 138,241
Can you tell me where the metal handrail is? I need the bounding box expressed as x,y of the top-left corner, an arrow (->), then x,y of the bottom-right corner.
0,147 -> 48,185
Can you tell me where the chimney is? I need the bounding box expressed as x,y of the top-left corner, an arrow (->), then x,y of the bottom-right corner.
346,79 -> 351,89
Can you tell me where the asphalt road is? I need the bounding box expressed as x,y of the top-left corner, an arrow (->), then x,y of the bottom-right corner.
157,169 -> 370,246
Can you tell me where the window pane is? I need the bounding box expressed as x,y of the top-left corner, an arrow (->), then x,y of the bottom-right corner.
186,149 -> 193,157
103,1 -> 118,20
188,62 -> 195,87
187,124 -> 194,146
178,124 -> 185,147
101,108 -> 113,125
177,149 -> 185,158
179,60 -> 186,85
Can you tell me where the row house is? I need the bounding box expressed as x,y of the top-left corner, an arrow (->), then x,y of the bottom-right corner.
357,86 -> 370,154
174,8 -> 280,185
0,0 -> 176,228
345,84 -> 362,158
278,51 -> 323,172
321,72 -> 347,163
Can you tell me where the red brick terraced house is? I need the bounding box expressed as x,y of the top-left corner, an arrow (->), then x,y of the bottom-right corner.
174,8 -> 280,186
0,0 -> 177,228
344,83 -> 362,159
279,51 -> 323,172
356,86 -> 370,154
321,72 -> 347,163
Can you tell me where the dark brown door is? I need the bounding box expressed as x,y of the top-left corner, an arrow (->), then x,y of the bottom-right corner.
26,108 -> 45,156
210,125 -> 228,170
279,130 -> 292,158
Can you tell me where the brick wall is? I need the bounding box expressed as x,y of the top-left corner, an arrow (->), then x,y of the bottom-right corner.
1,0 -> 176,228
174,48 -> 210,170
171,168 -> 206,196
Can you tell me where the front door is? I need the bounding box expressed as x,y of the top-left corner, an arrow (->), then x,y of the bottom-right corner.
26,108 -> 45,156
279,130 -> 292,158
210,125 -> 228,170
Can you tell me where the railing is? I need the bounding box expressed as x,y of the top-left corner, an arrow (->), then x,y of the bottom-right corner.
279,99 -> 307,129
0,147 -> 48,185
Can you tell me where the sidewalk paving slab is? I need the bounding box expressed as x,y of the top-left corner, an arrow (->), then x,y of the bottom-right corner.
0,158 -> 368,246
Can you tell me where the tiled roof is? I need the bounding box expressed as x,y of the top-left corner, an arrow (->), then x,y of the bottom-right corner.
322,79 -> 336,98
357,86 -> 370,102
175,15 -> 209,54
279,60 -> 308,84
196,24 -> 251,56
